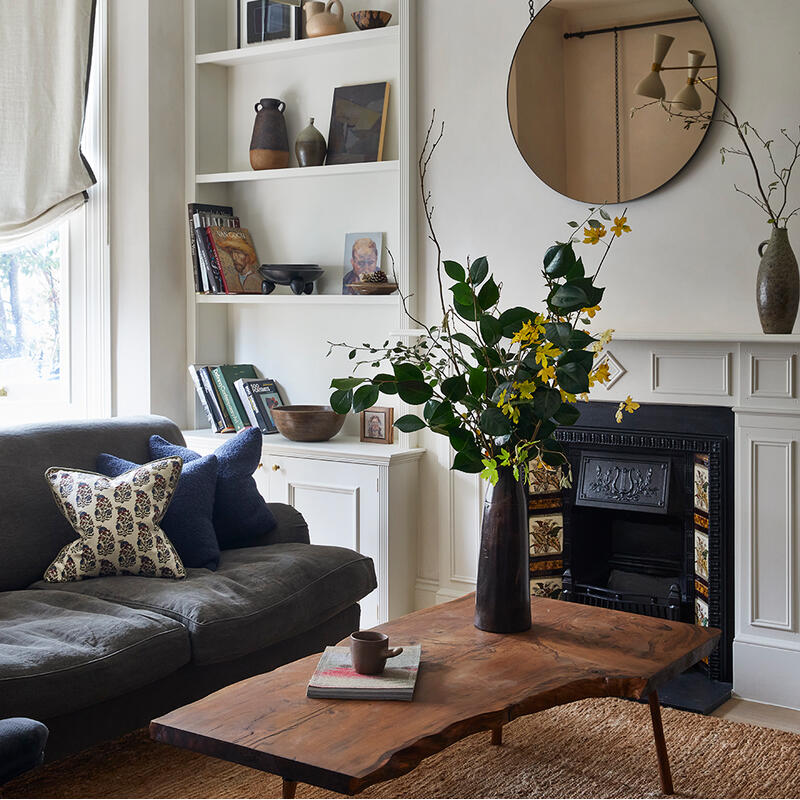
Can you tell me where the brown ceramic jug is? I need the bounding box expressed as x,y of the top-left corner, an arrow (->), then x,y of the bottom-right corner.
305,0 -> 346,38
249,98 -> 289,171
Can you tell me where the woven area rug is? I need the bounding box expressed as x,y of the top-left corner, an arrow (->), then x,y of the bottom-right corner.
4,698 -> 800,799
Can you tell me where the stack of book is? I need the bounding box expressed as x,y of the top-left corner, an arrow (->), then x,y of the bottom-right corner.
306,646 -> 421,701
187,203 -> 261,294
189,364 -> 285,434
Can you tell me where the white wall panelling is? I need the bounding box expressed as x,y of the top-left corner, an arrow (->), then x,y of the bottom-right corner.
651,351 -> 732,397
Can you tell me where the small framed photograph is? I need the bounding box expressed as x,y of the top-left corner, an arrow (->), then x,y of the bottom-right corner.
343,232 -> 383,294
239,0 -> 301,48
361,407 -> 394,444
327,82 -> 390,165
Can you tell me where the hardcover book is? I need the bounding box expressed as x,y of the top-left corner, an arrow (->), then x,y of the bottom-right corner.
188,204 -> 235,293
306,645 -> 421,701
237,378 -> 284,434
196,366 -> 235,433
211,364 -> 259,431
206,227 -> 261,294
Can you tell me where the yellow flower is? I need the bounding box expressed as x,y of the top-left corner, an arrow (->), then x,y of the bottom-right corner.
535,341 -> 561,368
615,395 -> 640,424
515,380 -> 537,400
589,362 -> 611,387
537,363 -> 556,383
583,225 -> 607,245
510,315 -> 547,348
611,216 -> 631,237
559,389 -> 577,404
500,401 -> 520,424
590,328 -> 615,353
582,305 -> 601,319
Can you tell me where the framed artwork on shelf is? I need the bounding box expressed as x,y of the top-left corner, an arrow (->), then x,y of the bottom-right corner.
239,0 -> 301,48
342,232 -> 383,294
326,82 -> 390,165
361,407 -> 394,445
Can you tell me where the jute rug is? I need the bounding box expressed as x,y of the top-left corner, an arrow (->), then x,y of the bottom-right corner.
4,698 -> 800,799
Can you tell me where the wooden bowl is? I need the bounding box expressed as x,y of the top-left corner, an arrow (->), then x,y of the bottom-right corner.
272,405 -> 346,442
346,282 -> 399,295
351,10 -> 392,30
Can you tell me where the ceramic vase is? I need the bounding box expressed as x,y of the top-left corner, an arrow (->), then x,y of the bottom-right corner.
474,466 -> 532,633
249,98 -> 289,171
304,0 -> 346,38
756,227 -> 799,334
295,117 -> 327,167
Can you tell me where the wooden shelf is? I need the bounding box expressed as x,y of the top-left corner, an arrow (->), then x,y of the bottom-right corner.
195,160 -> 399,184
195,293 -> 401,306
196,26 -> 399,67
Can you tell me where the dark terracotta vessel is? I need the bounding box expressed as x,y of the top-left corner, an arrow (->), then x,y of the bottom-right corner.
250,98 -> 289,171
474,466 -> 531,633
757,227 -> 799,334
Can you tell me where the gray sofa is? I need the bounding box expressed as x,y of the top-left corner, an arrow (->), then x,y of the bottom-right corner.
0,416 -> 377,761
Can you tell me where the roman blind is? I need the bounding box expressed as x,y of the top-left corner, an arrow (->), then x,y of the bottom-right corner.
0,0 -> 97,240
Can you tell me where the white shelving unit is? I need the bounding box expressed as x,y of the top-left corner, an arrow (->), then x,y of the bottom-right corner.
184,0 -> 416,431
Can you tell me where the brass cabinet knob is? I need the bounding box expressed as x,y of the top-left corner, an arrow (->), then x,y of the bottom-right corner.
271,464 -> 280,472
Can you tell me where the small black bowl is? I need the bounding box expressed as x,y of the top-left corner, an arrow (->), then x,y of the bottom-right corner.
259,264 -> 324,295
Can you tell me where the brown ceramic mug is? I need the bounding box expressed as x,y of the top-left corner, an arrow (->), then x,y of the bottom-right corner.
350,631 -> 403,675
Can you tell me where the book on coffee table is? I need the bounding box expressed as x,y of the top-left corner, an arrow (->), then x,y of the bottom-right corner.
307,645 -> 421,701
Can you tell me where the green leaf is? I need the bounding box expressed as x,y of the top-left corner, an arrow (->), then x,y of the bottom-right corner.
469,256 -> 489,285
451,332 -> 481,349
498,306 -> 537,338
477,277 -> 500,310
543,244 -> 560,269
556,361 -> 590,394
452,450 -> 484,474
550,283 -> 590,312
479,407 -> 512,436
479,314 -> 502,346
330,377 -> 367,391
454,300 -> 479,322
588,219 -> 603,228
448,427 -> 474,452
373,373 -> 398,395
394,414 -> 427,433
450,282 -> 474,305
441,374 -> 468,402
567,329 -> 596,349
468,367 -> 487,397
544,243 -> 577,278
544,321 -> 573,350
396,380 -> 434,405
393,362 -> 424,382
564,256 -> 585,281
553,403 -> 580,426
348,350 -> 357,360
533,387 -> 562,420
330,389 -> 353,414
352,384 -> 380,413
558,348 -> 594,373
443,260 -> 466,282
567,221 -> 579,228
429,400 -> 455,427
599,208 -> 611,221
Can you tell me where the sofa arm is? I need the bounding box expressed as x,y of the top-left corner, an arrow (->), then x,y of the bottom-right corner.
260,503 -> 310,545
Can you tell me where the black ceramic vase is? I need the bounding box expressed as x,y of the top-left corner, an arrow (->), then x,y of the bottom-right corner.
474,466 -> 532,633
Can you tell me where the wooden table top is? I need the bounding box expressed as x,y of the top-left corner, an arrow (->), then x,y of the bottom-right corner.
151,595 -> 720,796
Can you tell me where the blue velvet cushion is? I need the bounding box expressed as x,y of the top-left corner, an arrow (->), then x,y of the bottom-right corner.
149,428 -> 276,550
96,452 -> 220,571
0,718 -> 48,783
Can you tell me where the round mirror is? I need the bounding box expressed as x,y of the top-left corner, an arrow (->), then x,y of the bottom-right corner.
508,0 -> 718,204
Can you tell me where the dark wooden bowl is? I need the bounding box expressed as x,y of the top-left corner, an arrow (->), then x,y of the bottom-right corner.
272,405 -> 346,442
351,10 -> 392,30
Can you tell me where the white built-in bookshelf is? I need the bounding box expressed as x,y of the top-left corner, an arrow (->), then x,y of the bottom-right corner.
184,0 -> 415,432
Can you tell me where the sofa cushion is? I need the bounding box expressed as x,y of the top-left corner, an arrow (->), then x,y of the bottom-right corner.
42,459 -> 186,582
97,452 -> 220,571
0,416 -> 185,592
0,590 -> 190,720
33,544 -> 377,665
149,429 -> 277,550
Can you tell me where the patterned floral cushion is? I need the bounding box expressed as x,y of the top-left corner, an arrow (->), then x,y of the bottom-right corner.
42,458 -> 187,582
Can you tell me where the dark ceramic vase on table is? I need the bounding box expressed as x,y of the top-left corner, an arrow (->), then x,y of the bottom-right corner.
474,466 -> 531,633
250,98 -> 289,171
757,227 -> 799,334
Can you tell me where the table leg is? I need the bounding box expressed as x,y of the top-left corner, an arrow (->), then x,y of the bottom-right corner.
282,778 -> 298,799
648,691 -> 674,796
490,726 -> 503,746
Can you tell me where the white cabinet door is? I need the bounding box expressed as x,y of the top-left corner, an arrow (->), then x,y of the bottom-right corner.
268,455 -> 381,627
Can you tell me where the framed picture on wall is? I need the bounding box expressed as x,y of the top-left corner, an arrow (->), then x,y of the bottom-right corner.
238,0 -> 301,48
326,82 -> 390,165
360,407 -> 394,445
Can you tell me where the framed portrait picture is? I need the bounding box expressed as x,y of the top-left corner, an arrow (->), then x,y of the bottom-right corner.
342,232 -> 383,294
239,0 -> 301,48
326,82 -> 390,165
361,407 -> 394,445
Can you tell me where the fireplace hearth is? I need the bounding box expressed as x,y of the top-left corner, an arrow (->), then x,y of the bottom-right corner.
528,401 -> 734,714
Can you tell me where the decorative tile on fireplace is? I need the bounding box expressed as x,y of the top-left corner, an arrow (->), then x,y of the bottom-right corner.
529,513 -> 564,556
528,465 -> 565,599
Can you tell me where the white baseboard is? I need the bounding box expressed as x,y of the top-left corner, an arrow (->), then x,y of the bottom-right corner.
733,638 -> 800,710
414,578 -> 439,610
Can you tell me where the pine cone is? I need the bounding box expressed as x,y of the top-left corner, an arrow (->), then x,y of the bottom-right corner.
360,271 -> 389,284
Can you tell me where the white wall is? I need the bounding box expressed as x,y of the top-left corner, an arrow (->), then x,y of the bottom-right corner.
414,0 -> 800,605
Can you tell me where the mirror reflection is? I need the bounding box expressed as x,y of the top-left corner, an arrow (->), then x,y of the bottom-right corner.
508,0 -> 718,204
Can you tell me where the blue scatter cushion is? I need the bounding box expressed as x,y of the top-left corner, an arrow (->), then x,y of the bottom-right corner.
97,451 -> 220,571
149,428 -> 277,550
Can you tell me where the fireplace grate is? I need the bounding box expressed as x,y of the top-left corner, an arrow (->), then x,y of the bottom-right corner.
566,581 -> 682,621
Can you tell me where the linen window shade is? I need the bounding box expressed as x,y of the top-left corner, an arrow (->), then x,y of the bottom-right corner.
0,0 -> 97,240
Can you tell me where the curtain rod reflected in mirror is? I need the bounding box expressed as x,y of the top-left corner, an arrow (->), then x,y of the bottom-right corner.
508,0 -> 719,205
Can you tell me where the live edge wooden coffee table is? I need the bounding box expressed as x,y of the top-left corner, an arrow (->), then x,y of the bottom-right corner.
151,595 -> 719,798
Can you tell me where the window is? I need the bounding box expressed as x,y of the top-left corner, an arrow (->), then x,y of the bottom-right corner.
0,1 -> 108,425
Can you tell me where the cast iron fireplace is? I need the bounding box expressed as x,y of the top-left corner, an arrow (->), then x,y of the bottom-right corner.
528,402 -> 734,712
